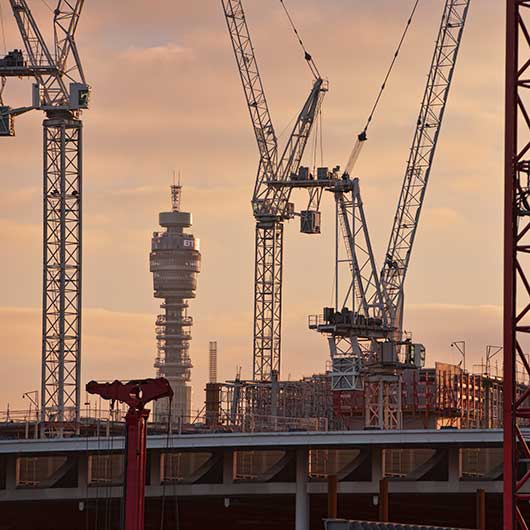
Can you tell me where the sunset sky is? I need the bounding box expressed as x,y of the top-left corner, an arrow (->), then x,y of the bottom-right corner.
0,0 -> 504,413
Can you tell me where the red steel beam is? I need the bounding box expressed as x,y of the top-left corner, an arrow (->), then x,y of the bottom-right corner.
505,1 -> 530,529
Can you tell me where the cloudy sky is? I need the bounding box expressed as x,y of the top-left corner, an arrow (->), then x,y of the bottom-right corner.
0,0 -> 504,413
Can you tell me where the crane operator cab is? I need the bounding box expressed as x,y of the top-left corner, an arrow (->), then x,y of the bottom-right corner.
31,82 -> 91,111
69,83 -> 90,109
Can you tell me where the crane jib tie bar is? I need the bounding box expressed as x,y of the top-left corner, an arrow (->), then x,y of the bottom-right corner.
279,0 -> 321,79
363,0 -> 421,136
344,0 -> 420,176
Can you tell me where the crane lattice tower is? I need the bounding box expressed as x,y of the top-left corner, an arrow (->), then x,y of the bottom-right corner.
150,184 -> 201,420
0,1 -> 89,437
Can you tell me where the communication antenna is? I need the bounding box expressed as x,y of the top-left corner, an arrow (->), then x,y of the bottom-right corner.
171,169 -> 182,212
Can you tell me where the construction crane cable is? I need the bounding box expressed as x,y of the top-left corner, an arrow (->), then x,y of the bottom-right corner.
279,0 -> 321,79
38,0 -> 54,13
343,0 -> 420,177
362,0 -> 420,134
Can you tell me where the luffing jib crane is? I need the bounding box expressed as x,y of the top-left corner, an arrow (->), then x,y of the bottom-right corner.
312,0 -> 471,429
0,0 -> 89,436
222,0 -> 327,381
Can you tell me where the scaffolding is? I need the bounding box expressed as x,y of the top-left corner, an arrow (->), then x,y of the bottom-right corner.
204,361 -> 526,432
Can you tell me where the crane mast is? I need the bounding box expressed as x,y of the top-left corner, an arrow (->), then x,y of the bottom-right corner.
381,0 -> 471,335
222,0 -> 326,381
0,0 -> 89,436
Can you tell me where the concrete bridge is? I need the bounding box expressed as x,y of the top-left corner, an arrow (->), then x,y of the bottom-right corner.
0,429 -> 514,529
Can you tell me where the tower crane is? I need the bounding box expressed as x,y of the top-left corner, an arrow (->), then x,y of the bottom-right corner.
311,0 -> 471,429
222,0 -> 329,381
0,0 -> 89,436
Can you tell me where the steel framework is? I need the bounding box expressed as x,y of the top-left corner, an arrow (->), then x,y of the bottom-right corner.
0,0 -> 89,435
381,0 -> 471,334
254,222 -> 283,379
504,1 -> 530,528
222,0 -> 326,381
41,116 -> 82,432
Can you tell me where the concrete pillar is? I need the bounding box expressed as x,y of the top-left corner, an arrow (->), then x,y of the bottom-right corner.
6,455 -> 16,491
223,449 -> 234,484
371,448 -> 383,485
149,451 -> 161,487
78,453 -> 89,498
295,448 -> 309,530
448,447 -> 461,484
476,488 -> 486,530
378,478 -> 389,522
327,474 -> 338,518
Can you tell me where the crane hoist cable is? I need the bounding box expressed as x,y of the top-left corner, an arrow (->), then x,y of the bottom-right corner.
279,0 -> 321,79
344,0 -> 421,176
38,0 -> 54,13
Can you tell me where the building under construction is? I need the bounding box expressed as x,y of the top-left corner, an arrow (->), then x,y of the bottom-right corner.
3,0 -> 530,528
204,360 -> 525,435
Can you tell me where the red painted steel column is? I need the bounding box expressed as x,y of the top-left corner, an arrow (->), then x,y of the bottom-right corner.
124,408 -> 150,530
378,478 -> 389,522
504,1 -> 530,528
504,1 -> 517,528
327,474 -> 338,519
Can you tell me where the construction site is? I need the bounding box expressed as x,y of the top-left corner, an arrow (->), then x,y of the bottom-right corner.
0,0 -> 529,529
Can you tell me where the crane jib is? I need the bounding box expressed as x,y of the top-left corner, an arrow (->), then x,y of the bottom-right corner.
380,0 -> 471,332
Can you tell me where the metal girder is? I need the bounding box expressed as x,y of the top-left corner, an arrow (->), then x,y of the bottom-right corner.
53,0 -> 85,84
253,223 -> 283,381
380,0 -> 471,334
504,2 -> 530,528
221,0 -> 277,201
41,116 -> 82,436
335,180 -> 385,321
364,375 -> 402,430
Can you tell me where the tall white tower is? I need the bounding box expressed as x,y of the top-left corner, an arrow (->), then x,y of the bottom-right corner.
150,183 -> 201,421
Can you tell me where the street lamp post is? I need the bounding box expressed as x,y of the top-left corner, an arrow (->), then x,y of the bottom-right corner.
450,341 -> 466,372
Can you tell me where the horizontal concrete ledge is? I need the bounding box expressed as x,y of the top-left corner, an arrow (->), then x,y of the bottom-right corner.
0,481 -> 504,502
0,428 -> 512,455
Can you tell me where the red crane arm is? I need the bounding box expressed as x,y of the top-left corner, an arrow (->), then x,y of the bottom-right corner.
86,378 -> 173,410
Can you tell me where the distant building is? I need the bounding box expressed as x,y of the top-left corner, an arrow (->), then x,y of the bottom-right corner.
150,182 -> 201,421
